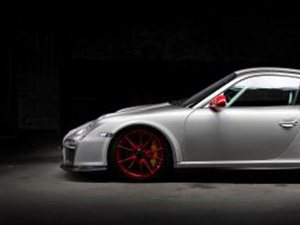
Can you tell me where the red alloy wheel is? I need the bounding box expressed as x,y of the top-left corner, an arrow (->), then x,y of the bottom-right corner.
115,129 -> 165,179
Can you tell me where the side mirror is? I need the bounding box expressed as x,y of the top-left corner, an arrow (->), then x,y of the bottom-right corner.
209,95 -> 227,111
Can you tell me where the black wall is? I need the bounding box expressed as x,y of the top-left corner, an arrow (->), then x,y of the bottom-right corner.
4,8 -> 300,137
60,60 -> 260,131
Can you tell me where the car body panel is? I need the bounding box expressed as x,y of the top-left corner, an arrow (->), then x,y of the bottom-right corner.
61,67 -> 300,172
70,104 -> 193,168
185,106 -> 300,161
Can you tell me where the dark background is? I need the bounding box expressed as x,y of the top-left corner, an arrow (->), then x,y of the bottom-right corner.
3,6 -> 300,139
3,6 -> 300,225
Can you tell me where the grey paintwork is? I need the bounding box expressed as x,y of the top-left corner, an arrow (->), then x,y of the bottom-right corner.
185,106 -> 300,161
62,67 -> 300,171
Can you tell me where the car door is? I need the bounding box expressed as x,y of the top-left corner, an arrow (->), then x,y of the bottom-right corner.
185,75 -> 300,161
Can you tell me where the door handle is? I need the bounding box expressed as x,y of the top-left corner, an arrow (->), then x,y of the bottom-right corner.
279,119 -> 298,128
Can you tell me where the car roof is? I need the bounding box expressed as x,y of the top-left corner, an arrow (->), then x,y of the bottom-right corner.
235,67 -> 300,77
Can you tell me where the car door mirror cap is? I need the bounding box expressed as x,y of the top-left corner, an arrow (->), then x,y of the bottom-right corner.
209,95 -> 227,112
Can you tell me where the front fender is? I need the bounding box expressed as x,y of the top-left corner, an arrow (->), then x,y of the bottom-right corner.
107,120 -> 183,165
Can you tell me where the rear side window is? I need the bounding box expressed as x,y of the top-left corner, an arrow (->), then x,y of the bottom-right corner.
224,76 -> 300,107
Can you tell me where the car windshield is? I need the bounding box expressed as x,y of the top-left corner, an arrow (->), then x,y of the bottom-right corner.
180,73 -> 236,107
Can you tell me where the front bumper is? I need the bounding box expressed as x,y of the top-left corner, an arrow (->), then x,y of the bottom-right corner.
61,147 -> 108,172
60,164 -> 107,172
61,128 -> 113,172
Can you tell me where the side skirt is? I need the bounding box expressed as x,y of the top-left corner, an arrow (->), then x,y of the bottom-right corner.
176,160 -> 300,170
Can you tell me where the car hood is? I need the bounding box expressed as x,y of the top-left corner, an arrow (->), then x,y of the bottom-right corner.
99,102 -> 176,120
65,102 -> 184,139
116,102 -> 171,113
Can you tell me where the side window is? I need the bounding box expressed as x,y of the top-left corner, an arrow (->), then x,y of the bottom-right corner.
223,76 -> 300,107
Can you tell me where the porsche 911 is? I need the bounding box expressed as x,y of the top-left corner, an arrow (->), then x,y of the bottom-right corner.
61,67 -> 300,180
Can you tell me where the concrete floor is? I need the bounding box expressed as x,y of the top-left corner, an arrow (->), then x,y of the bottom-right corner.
1,138 -> 300,225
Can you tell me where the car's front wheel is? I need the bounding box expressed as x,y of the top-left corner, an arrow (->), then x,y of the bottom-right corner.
109,127 -> 172,181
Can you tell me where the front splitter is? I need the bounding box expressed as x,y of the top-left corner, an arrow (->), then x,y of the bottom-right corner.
60,164 -> 107,172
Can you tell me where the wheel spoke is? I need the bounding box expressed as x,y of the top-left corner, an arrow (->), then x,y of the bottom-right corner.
128,160 -> 135,169
140,161 -> 144,174
143,159 -> 154,175
138,130 -> 144,145
125,136 -> 137,149
146,147 -> 163,152
118,144 -> 133,151
143,134 -> 153,148
118,155 -> 136,164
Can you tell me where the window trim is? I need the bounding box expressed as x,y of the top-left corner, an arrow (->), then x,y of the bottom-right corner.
192,73 -> 300,109
224,75 -> 300,108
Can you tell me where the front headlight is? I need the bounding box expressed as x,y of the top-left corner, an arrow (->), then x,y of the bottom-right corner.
73,119 -> 101,140
63,117 -> 104,149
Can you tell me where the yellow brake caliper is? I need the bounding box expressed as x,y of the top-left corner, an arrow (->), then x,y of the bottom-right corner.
150,141 -> 158,168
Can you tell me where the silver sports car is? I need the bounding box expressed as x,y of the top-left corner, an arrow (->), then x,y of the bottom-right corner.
61,67 -> 300,180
